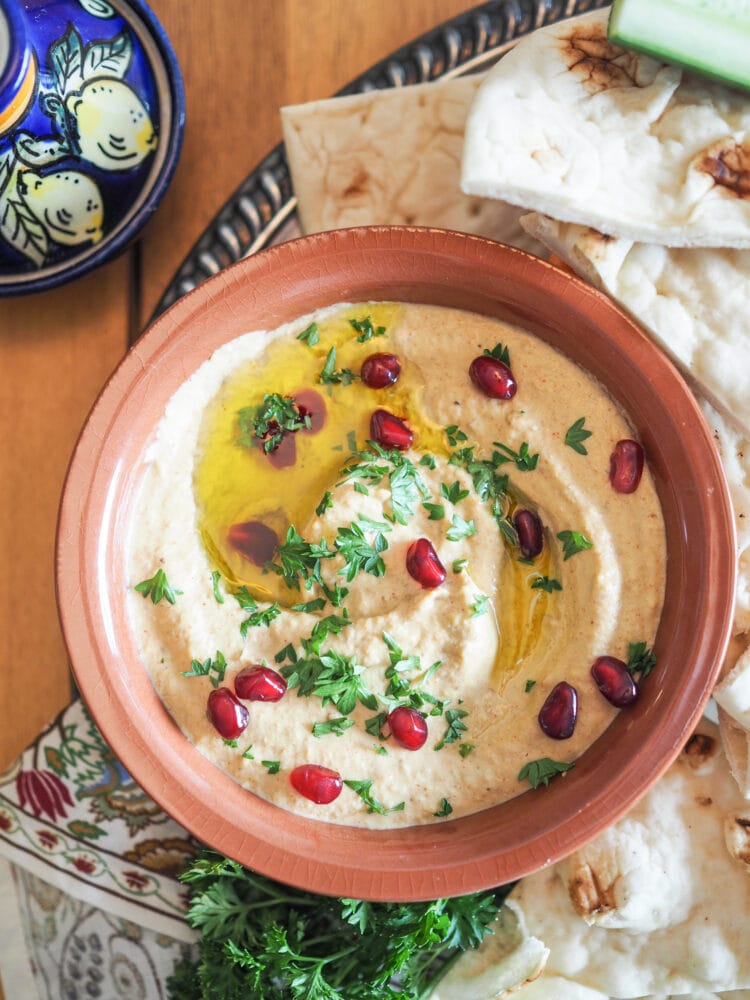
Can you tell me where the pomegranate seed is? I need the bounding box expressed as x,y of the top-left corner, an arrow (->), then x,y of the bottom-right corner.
539,682 -> 578,739
294,388 -> 327,434
290,764 -> 343,804
207,687 -> 249,739
610,439 -> 644,494
370,409 -> 414,450
266,433 -> 296,469
514,508 -> 544,559
406,538 -> 446,588
361,353 -> 401,389
235,664 -> 287,702
591,656 -> 638,708
227,521 -> 278,565
388,706 -> 428,750
469,355 -> 517,400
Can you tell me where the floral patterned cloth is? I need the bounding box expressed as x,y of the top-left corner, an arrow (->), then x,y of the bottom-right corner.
0,700 -> 199,996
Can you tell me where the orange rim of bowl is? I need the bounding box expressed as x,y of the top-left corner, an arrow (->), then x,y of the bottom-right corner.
56,227 -> 736,900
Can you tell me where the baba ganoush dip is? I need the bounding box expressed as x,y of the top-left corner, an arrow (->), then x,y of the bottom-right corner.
127,302 -> 666,828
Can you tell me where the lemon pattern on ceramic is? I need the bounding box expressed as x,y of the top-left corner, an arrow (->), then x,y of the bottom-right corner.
0,23 -> 157,266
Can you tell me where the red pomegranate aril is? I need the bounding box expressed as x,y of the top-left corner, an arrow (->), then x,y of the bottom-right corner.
361,353 -> 401,389
591,656 -> 638,708
388,706 -> 428,750
227,520 -> 278,565
207,687 -> 249,739
514,508 -> 544,559
290,764 -> 343,804
406,538 -> 446,588
294,388 -> 327,434
610,439 -> 644,494
538,681 -> 578,740
370,409 -> 414,450
469,355 -> 517,400
235,664 -> 287,702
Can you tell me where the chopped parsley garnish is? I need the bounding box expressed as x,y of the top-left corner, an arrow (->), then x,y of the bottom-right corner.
282,649 -> 376,715
524,679 -> 537,693
441,481 -> 470,505
434,708 -> 469,750
242,745 -> 255,760
627,641 -> 657,677
349,315 -> 386,343
261,760 -> 281,774
290,598 -> 327,613
433,797 -> 453,817
419,453 -> 437,469
518,757 -> 574,789
222,738 -> 238,748
446,513 -> 477,541
265,525 -> 333,590
471,595 -> 489,617
372,744 -> 388,756
296,321 -> 319,346
134,568 -> 182,605
557,529 -> 593,560
530,575 -> 562,593
237,393 -> 310,452
318,346 -> 359,386
339,444 -> 428,525
452,558 -> 468,573
365,711 -> 389,740
334,519 -> 389,581
483,342 -> 510,365
458,742 -> 475,758
444,425 -> 468,447
422,502 -> 445,520
565,416 -> 592,455
233,585 -> 257,611
312,717 -> 355,738
315,491 -> 333,516
182,650 -> 227,689
210,570 -> 225,604
240,603 -> 282,638
344,779 -> 404,815
493,440 -> 539,471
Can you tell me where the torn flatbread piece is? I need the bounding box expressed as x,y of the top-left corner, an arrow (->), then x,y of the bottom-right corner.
281,76 -> 543,252
462,9 -> 750,248
434,722 -> 750,998
519,211 -> 750,439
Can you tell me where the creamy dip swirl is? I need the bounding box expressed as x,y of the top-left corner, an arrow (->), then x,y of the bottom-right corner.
127,302 -> 666,828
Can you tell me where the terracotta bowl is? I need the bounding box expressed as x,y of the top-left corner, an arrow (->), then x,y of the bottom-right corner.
56,227 -> 736,900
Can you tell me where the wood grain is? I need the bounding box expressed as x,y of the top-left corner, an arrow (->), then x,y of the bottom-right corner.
0,0 -> 473,773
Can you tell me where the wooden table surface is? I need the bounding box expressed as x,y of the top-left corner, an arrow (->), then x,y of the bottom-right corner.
0,0 -> 474,771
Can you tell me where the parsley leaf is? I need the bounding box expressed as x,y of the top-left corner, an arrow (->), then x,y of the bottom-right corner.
237,393 -> 310,452
493,440 -> 539,471
452,558 -> 467,573
283,649 -> 376,715
181,650 -> 227,689
530,576 -> 562,593
240,603 -> 281,638
349,315 -> 386,343
134,568 -> 182,605
434,708 -> 468,750
518,757 -> 574,789
334,519 -> 388,581
524,679 -> 536,693
471,594 -> 489,617
422,502 -> 445,520
290,597 -> 327,613
344,779 -> 404,815
557,529 -> 593,560
261,760 -> 280,774
565,416 -> 592,455
316,491 -> 333,516
318,346 -> 359,386
459,742 -> 475,758
297,321 -> 319,346
339,444 -> 428,526
483,342 -> 510,365
447,513 -> 477,541
312,717 -> 355,738
627,641 -> 657,677
444,425 -> 468,447
441,481 -> 470,505
433,797 -> 453,817
419,453 -> 437,469
265,525 -> 333,590
210,570 -> 225,604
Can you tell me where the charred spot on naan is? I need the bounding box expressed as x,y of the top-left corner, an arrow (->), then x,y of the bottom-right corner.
567,861 -> 617,918
698,138 -> 750,197
724,812 -> 750,870
559,24 -> 642,94
682,731 -> 719,772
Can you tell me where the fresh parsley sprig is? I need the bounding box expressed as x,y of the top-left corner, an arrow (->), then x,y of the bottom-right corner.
627,641 -> 657,677
319,346 -> 359,386
237,393 -> 310,452
492,440 -> 539,472
134,568 -> 182,605
344,778 -> 404,815
350,315 -> 386,343
557,529 -> 593,560
518,757 -> 574,789
181,651 -> 227,689
564,417 -> 592,455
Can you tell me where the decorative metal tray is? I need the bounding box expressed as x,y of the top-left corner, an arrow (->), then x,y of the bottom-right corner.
151,0 -> 609,322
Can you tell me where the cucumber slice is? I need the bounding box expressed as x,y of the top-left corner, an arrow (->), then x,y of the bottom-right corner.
608,0 -> 750,93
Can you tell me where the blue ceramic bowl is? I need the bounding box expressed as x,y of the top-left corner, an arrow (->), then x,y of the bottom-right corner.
0,0 -> 184,295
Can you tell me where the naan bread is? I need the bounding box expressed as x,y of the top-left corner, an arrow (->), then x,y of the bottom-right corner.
281,76 -> 543,252
433,722 -> 750,998
462,10 -> 750,248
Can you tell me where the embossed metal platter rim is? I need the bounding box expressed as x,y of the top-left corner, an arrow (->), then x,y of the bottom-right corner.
152,0 -> 610,321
